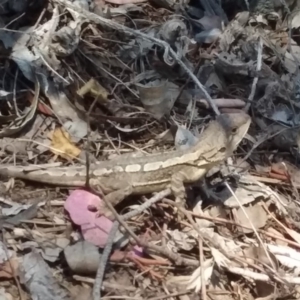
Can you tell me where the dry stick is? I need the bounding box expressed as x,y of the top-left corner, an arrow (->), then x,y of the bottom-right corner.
32,8 -> 46,30
244,37 -> 263,112
82,91 -> 107,298
199,239 -> 207,300
93,222 -> 119,300
12,69 -> 21,117
4,12 -> 25,28
54,0 -> 220,116
286,5 -> 299,66
285,6 -> 300,121
243,0 -> 250,10
84,95 -> 105,299
85,97 -> 98,187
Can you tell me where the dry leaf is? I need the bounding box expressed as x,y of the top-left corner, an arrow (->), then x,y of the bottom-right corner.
284,41 -> 300,74
50,128 -> 81,160
291,10 -> 300,29
234,204 -> 268,234
77,78 -> 109,102
0,255 -> 18,279
136,80 -> 177,119
198,15 -> 222,31
194,28 -> 222,44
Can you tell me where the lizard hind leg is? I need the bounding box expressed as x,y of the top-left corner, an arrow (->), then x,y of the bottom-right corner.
170,172 -> 187,206
170,172 -> 189,220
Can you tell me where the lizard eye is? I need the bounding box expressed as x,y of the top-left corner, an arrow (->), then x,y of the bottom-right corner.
220,147 -> 226,152
231,127 -> 237,134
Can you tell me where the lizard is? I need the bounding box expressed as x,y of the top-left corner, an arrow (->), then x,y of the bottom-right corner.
0,112 -> 251,216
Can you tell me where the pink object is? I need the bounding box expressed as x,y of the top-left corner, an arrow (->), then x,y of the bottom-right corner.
64,189 -> 113,248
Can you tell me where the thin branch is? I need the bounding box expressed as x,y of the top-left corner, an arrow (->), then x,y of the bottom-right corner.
244,37 -> 263,112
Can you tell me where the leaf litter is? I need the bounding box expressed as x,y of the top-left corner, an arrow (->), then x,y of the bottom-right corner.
1,0 -> 300,299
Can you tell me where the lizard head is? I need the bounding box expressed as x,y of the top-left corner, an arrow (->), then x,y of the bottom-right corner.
216,112 -> 251,155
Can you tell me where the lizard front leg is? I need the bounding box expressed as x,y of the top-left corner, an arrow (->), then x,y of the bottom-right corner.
91,179 -> 133,219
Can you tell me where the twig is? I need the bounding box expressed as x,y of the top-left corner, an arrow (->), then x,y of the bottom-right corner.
93,222 -> 119,300
285,3 -> 299,121
84,96 -> 98,187
54,0 -> 220,116
32,8 -> 46,30
244,37 -> 263,112
244,0 -> 250,10
4,13 -> 25,28
199,239 -> 207,300
12,69 -> 21,117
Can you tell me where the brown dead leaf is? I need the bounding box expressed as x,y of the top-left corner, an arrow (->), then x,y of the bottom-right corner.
291,10 -> 300,29
233,204 -> 268,234
136,80 -> 177,119
0,256 -> 19,278
284,42 -> 300,74
243,246 -> 277,298
50,128 -> 81,160
198,15 -> 222,31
